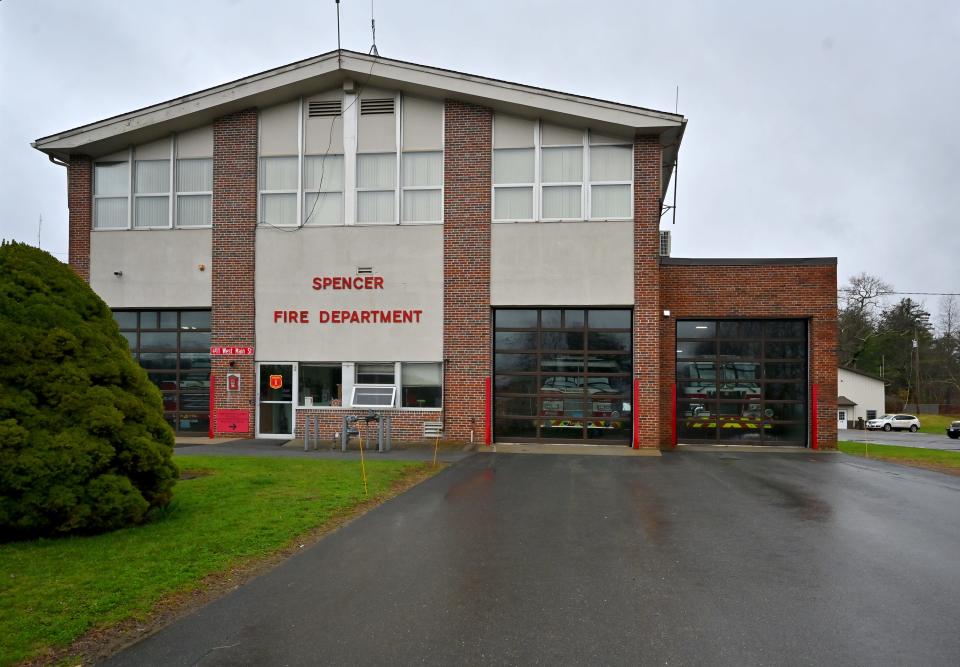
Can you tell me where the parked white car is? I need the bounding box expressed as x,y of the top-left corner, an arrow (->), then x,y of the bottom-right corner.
866,414 -> 920,432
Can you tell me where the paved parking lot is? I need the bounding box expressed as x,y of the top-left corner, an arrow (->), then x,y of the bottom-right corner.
840,429 -> 960,450
107,451 -> 960,666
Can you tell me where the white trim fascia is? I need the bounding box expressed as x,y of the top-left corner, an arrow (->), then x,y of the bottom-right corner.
34,51 -> 683,156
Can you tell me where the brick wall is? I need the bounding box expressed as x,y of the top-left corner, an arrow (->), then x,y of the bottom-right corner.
67,156 -> 92,281
443,100 -> 493,443
659,261 -> 838,449
211,109 -> 258,436
633,136 -> 663,448
295,408 -> 443,443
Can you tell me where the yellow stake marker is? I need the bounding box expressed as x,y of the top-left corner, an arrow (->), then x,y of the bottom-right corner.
358,423 -> 368,496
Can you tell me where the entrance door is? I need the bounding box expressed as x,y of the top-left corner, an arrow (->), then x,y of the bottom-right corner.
493,308 -> 633,444
837,410 -> 847,430
257,363 -> 296,438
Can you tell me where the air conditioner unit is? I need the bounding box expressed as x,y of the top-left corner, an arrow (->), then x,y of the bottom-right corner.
659,230 -> 671,257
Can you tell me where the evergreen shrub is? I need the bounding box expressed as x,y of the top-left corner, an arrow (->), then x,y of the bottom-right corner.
0,242 -> 177,539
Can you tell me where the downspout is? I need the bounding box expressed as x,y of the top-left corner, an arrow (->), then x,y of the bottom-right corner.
48,154 -> 69,168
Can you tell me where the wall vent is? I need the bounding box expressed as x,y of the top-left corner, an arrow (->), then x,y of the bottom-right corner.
659,230 -> 671,257
308,100 -> 342,118
357,266 -> 374,275
360,98 -> 394,115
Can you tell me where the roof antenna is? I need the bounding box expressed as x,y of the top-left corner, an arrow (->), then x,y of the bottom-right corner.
335,0 -> 341,54
368,0 -> 379,56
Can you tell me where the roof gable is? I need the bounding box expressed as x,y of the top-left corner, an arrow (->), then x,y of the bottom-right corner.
33,50 -> 685,166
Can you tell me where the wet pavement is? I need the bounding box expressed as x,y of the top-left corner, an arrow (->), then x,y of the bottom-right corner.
106,451 -> 960,666
840,429 -> 960,450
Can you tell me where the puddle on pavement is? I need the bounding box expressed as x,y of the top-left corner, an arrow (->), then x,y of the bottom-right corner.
444,466 -> 496,500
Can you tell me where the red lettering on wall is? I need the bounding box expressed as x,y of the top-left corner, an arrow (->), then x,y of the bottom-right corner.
310,275 -> 386,290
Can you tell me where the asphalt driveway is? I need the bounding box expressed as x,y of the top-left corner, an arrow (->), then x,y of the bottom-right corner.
106,451 -> 960,666
840,429 -> 960,450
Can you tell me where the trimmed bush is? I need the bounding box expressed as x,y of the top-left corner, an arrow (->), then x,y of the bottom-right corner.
0,242 -> 177,539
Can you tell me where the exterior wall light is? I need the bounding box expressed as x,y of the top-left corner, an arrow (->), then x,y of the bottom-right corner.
662,309 -> 670,317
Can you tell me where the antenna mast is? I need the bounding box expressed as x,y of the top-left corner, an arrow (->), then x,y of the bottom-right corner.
369,0 -> 379,56
335,0 -> 341,53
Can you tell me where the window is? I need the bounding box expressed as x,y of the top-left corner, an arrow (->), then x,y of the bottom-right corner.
176,158 -> 212,227
260,156 -> 298,226
134,159 -> 170,228
866,410 -> 877,420
356,363 -> 395,385
493,114 -> 633,222
299,364 -> 343,406
94,161 -> 129,229
541,146 -> 583,219
401,362 -> 442,408
493,148 -> 535,220
589,144 -> 632,219
351,385 -> 397,408
401,152 -> 442,222
357,153 -> 397,224
303,154 -> 344,225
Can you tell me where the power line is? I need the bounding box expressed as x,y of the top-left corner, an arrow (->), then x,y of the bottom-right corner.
838,289 -> 960,297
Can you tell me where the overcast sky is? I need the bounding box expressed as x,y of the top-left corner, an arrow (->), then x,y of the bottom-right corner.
2,0 -> 958,309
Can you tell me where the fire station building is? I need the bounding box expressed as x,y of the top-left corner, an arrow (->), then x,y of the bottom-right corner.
32,50 -> 838,449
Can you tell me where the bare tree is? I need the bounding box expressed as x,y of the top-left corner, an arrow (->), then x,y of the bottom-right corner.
838,273 -> 892,367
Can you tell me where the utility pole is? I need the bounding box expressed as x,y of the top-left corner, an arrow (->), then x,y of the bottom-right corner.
37,214 -> 42,248
914,328 -> 922,408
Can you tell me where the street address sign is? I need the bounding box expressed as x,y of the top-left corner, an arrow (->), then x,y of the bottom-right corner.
210,346 -> 255,356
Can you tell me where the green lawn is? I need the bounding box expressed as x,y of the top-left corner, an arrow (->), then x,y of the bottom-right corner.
916,413 -> 960,435
838,441 -> 960,470
0,455 -> 430,666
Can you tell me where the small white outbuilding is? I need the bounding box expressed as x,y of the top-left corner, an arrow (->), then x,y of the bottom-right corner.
837,367 -> 886,429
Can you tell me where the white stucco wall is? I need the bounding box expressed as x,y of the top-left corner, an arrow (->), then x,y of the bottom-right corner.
491,221 -> 633,305
255,225 -> 443,362
838,368 -> 886,422
89,229 -> 212,308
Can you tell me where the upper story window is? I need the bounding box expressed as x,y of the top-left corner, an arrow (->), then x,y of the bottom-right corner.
93,158 -> 129,229
133,139 -> 171,228
259,156 -> 298,226
257,90 -> 443,228
176,158 -> 213,226
492,113 -> 633,223
92,126 -> 214,230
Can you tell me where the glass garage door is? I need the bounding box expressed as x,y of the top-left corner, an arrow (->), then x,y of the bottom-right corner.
114,309 -> 211,435
494,308 -> 633,443
676,320 -> 807,446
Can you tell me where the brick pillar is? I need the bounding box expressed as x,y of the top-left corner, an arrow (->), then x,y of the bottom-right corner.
811,295 -> 839,449
211,109 -> 258,437
443,100 -> 492,442
67,156 -> 92,282
633,136 -> 662,448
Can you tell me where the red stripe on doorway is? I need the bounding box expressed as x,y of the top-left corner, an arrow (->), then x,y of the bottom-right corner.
671,382 -> 678,448
811,383 -> 819,449
633,378 -> 640,449
209,372 -> 215,439
484,376 -> 492,446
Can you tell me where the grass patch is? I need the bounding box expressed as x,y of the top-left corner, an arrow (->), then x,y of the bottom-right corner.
838,440 -> 960,473
0,455 -> 432,666
916,413 -> 960,435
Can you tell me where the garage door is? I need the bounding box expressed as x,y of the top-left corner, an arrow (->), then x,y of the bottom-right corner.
676,319 -> 807,446
493,308 -> 633,443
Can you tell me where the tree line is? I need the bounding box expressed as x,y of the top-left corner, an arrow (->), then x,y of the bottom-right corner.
839,273 -> 960,407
